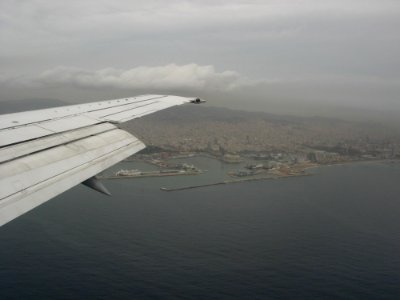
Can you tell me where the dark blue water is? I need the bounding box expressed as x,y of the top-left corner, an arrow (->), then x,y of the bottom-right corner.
1,160 -> 400,299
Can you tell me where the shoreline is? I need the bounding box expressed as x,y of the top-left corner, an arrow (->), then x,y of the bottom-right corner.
113,154 -> 399,191
159,158 -> 399,192
306,158 -> 399,171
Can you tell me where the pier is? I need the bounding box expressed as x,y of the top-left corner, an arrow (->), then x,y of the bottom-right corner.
99,170 -> 201,180
160,173 -> 312,191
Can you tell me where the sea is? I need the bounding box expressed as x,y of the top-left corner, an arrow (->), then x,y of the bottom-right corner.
1,156 -> 400,300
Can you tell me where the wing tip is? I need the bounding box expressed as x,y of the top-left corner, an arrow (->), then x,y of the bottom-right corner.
190,98 -> 206,104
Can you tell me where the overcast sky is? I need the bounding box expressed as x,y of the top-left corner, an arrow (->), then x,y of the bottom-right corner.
1,0 -> 399,119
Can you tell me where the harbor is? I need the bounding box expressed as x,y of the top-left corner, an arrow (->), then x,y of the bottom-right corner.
98,155 -> 317,190
98,162 -> 202,179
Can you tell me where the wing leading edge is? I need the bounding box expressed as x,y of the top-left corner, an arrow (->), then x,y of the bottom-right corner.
0,95 -> 204,227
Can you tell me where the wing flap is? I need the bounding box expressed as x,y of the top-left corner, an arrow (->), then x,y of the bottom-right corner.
0,125 -> 54,147
0,123 -> 117,163
0,129 -> 145,226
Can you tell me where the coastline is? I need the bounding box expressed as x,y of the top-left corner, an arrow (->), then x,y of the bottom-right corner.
160,159 -> 399,192
113,153 -> 399,191
305,158 -> 399,172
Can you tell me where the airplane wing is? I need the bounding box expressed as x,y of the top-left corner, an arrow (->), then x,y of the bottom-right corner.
0,95 -> 205,227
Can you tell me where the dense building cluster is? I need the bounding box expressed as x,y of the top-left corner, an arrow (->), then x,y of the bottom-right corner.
124,107 -> 400,164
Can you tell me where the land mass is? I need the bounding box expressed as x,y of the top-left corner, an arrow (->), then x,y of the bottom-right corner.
123,105 -> 400,165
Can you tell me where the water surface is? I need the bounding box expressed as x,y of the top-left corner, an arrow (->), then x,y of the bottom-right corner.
1,159 -> 399,299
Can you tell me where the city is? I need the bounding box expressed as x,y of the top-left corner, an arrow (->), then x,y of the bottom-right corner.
124,105 -> 400,167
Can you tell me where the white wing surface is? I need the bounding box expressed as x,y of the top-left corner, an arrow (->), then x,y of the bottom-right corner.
0,95 -> 204,226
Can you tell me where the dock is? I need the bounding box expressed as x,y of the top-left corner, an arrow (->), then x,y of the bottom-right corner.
160,173 -> 312,191
161,182 -> 227,191
99,171 -> 201,180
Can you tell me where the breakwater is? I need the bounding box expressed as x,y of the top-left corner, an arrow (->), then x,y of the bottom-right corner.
99,171 -> 200,180
160,173 -> 312,191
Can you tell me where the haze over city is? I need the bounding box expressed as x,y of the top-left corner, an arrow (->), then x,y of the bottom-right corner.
1,0 -> 400,123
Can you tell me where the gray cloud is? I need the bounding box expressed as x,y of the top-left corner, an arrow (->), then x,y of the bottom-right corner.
33,64 -> 252,91
1,0 -> 400,121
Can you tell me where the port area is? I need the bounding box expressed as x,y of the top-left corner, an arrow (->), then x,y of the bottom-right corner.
228,161 -> 317,178
99,155 -> 318,190
160,161 -> 316,191
98,163 -> 202,180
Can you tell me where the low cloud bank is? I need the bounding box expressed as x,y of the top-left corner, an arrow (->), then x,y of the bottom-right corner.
35,64 -> 250,91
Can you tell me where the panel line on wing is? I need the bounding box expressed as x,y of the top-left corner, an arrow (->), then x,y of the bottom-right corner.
0,139 -> 144,207
88,100 -> 159,120
0,132 -> 144,202
0,139 -> 144,226
0,123 -> 118,163
0,95 -> 167,130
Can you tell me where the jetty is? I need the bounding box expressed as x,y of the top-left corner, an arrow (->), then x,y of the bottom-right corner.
99,170 -> 201,180
160,173 -> 312,191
